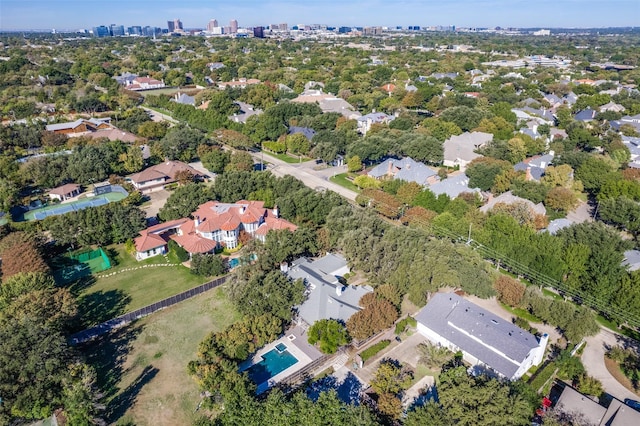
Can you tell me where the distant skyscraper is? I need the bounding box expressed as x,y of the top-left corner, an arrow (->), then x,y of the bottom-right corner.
92,26 -> 111,37
253,26 -> 264,38
174,19 -> 183,30
167,20 -> 175,32
207,19 -> 219,32
128,26 -> 142,36
230,19 -> 238,33
110,24 -> 125,36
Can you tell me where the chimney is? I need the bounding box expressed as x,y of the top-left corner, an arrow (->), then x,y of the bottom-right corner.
272,205 -> 279,218
525,167 -> 533,181
336,285 -> 343,297
239,206 -> 245,214
194,215 -> 200,227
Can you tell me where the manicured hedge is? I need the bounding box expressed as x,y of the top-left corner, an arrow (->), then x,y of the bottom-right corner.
360,340 -> 391,362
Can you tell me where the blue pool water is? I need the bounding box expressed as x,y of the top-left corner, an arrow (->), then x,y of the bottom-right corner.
246,345 -> 299,385
228,254 -> 258,269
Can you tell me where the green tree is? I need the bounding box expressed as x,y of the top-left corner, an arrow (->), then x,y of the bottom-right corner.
370,359 -> 413,396
347,155 -> 363,172
158,183 -> 214,221
201,149 -> 231,174
307,319 -> 349,354
190,253 -> 225,276
0,319 -> 73,422
438,366 -> 533,426
466,157 -> 512,191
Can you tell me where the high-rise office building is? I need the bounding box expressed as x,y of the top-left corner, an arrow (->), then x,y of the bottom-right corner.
168,19 -> 182,32
110,24 -> 125,36
92,26 -> 111,37
128,26 -> 142,36
207,19 -> 219,32
230,19 -> 238,33
253,26 -> 264,38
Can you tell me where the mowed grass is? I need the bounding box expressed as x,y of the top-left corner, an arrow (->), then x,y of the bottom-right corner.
329,173 -> 360,192
262,150 -> 309,164
77,244 -> 211,327
84,287 -> 240,426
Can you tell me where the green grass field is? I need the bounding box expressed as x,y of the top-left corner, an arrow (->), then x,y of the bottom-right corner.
84,287 -> 240,426
76,245 -> 210,328
329,173 -> 360,192
262,150 -> 309,164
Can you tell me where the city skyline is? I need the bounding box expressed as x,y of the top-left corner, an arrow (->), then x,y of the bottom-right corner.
1,0 -> 639,31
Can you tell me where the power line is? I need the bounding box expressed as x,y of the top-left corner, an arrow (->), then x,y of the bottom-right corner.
358,196 -> 640,328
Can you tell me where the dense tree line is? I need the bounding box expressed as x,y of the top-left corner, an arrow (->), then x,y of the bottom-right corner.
0,232 -> 98,424
46,202 -> 146,247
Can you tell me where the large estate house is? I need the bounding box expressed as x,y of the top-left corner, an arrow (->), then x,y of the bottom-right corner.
128,161 -> 202,192
286,253 -> 373,326
415,293 -> 548,380
134,200 -> 297,260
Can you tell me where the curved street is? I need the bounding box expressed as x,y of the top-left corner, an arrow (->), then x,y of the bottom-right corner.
582,328 -> 640,402
251,152 -> 358,201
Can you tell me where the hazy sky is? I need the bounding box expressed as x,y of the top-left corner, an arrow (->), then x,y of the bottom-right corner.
1,0 -> 638,30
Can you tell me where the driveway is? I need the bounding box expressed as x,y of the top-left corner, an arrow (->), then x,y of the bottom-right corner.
582,329 -> 640,402
566,200 -> 593,224
251,151 -> 358,201
142,189 -> 171,219
140,106 -> 178,125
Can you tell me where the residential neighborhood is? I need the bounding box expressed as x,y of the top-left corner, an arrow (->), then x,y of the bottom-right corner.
2,10 -> 640,426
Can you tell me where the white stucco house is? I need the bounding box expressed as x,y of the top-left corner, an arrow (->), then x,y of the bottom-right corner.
415,293 -> 548,380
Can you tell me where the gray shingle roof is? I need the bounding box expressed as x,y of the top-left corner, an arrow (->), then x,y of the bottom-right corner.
428,173 -> 479,198
545,218 -> 573,235
368,157 -> 437,186
623,250 -> 640,272
288,255 -> 372,325
415,293 -> 539,379
574,108 -> 597,122
443,132 -> 493,164
480,191 -> 546,216
289,126 -> 316,140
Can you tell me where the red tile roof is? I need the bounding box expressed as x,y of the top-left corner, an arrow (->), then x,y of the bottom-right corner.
255,216 -> 298,236
170,233 -> 218,254
50,183 -> 80,196
134,232 -> 167,252
129,161 -> 200,184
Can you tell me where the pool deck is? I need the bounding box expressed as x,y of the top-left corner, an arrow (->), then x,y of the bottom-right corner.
239,325 -> 323,394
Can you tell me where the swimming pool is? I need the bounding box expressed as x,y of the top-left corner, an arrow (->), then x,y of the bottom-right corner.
228,254 -> 258,269
246,344 -> 299,385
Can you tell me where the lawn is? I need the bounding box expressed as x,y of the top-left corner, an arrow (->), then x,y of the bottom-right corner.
500,302 -> 543,323
76,244 -> 211,328
83,287 -> 240,426
262,150 -> 309,164
138,88 -> 181,97
329,173 -> 360,192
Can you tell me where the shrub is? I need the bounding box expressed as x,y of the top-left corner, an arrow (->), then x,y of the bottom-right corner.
191,253 -> 225,276
529,362 -> 556,392
395,316 -> 417,335
360,340 -> 391,362
307,319 -> 350,354
494,275 -> 526,306
168,239 -> 189,263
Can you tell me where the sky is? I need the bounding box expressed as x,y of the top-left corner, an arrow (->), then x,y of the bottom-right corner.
0,0 -> 638,31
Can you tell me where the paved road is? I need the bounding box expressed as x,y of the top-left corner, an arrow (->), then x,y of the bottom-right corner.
141,106 -> 179,125
582,329 -> 640,402
253,152 -> 357,201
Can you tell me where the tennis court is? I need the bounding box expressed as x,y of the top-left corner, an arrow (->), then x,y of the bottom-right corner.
53,248 -> 112,285
28,196 -> 110,220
